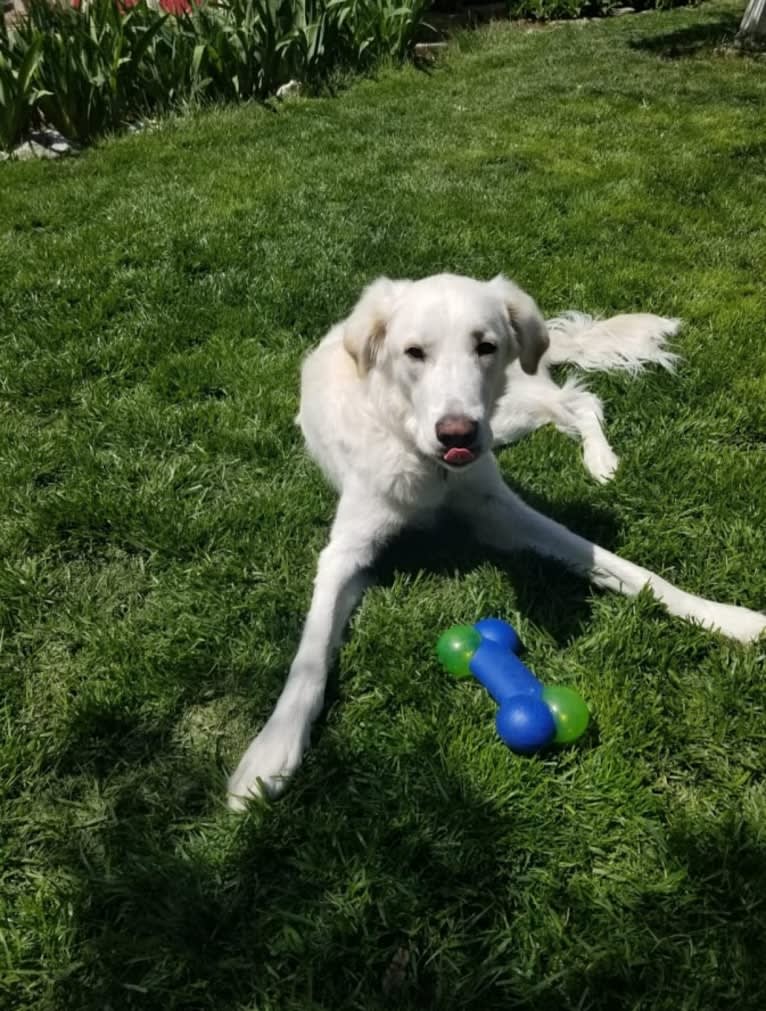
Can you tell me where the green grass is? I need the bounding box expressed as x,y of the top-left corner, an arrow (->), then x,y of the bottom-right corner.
2,3 -> 766,1008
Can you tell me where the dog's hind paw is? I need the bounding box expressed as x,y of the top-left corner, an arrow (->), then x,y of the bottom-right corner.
584,442 -> 619,484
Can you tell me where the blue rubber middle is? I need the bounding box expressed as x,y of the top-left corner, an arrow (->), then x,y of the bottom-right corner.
468,641 -> 542,701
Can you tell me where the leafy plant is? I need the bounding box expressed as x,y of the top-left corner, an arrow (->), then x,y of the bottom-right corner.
351,0 -> 433,62
0,0 -> 435,146
281,0 -> 365,82
0,23 -> 46,151
187,0 -> 293,101
18,0 -> 169,143
135,14 -> 203,112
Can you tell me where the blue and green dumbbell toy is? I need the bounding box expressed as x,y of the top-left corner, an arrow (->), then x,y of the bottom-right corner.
437,618 -> 589,754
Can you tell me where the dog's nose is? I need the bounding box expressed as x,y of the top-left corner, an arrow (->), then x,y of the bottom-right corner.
435,415 -> 479,449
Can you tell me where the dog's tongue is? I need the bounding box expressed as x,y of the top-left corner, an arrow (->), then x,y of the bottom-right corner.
444,447 -> 475,466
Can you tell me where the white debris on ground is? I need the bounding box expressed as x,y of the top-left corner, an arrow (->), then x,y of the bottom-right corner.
276,79 -> 302,100
1,128 -> 79,162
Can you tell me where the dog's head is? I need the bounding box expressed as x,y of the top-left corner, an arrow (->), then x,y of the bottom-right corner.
342,273 -> 549,471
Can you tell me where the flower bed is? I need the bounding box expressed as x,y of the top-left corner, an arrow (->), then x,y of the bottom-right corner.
1,0 -> 430,150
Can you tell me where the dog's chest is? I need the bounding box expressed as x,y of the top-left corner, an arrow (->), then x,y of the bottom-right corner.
377,451 -> 449,515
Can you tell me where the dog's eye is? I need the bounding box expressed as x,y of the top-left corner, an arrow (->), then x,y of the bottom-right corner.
405,346 -> 426,361
476,342 -> 497,357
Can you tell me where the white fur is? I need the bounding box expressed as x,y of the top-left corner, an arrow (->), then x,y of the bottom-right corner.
227,273 -> 765,809
491,312 -> 680,483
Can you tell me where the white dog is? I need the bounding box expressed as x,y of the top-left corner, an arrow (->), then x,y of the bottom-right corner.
228,273 -> 765,808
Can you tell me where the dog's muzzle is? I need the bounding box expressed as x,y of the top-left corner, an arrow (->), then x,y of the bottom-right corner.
435,414 -> 480,467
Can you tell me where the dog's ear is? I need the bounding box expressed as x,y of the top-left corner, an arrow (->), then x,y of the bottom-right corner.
488,275 -> 549,375
343,277 -> 410,376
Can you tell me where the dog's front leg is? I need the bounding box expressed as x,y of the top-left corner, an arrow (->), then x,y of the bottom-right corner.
450,458 -> 766,644
228,489 -> 404,809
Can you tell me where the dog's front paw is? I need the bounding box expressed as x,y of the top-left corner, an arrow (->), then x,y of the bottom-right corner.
705,603 -> 766,644
227,715 -> 309,811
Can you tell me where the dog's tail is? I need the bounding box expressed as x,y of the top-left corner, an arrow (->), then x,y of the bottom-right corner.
543,312 -> 681,374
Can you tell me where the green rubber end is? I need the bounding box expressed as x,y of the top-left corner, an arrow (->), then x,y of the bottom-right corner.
437,624 -> 481,679
542,684 -> 590,745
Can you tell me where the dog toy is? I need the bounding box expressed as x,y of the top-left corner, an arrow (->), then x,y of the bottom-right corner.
436,618 -> 589,754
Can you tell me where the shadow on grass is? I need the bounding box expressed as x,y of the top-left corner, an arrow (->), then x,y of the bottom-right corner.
375,487 -> 621,647
35,484 -> 766,1010
629,14 -> 741,58
42,723 -> 766,1011
46,480 -> 617,796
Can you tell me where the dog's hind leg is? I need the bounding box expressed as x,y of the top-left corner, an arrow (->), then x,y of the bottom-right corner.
492,312 -> 680,482
491,371 -> 619,484
228,489 -> 404,809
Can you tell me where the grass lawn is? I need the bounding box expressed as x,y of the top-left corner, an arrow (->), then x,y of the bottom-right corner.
2,2 -> 766,1008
